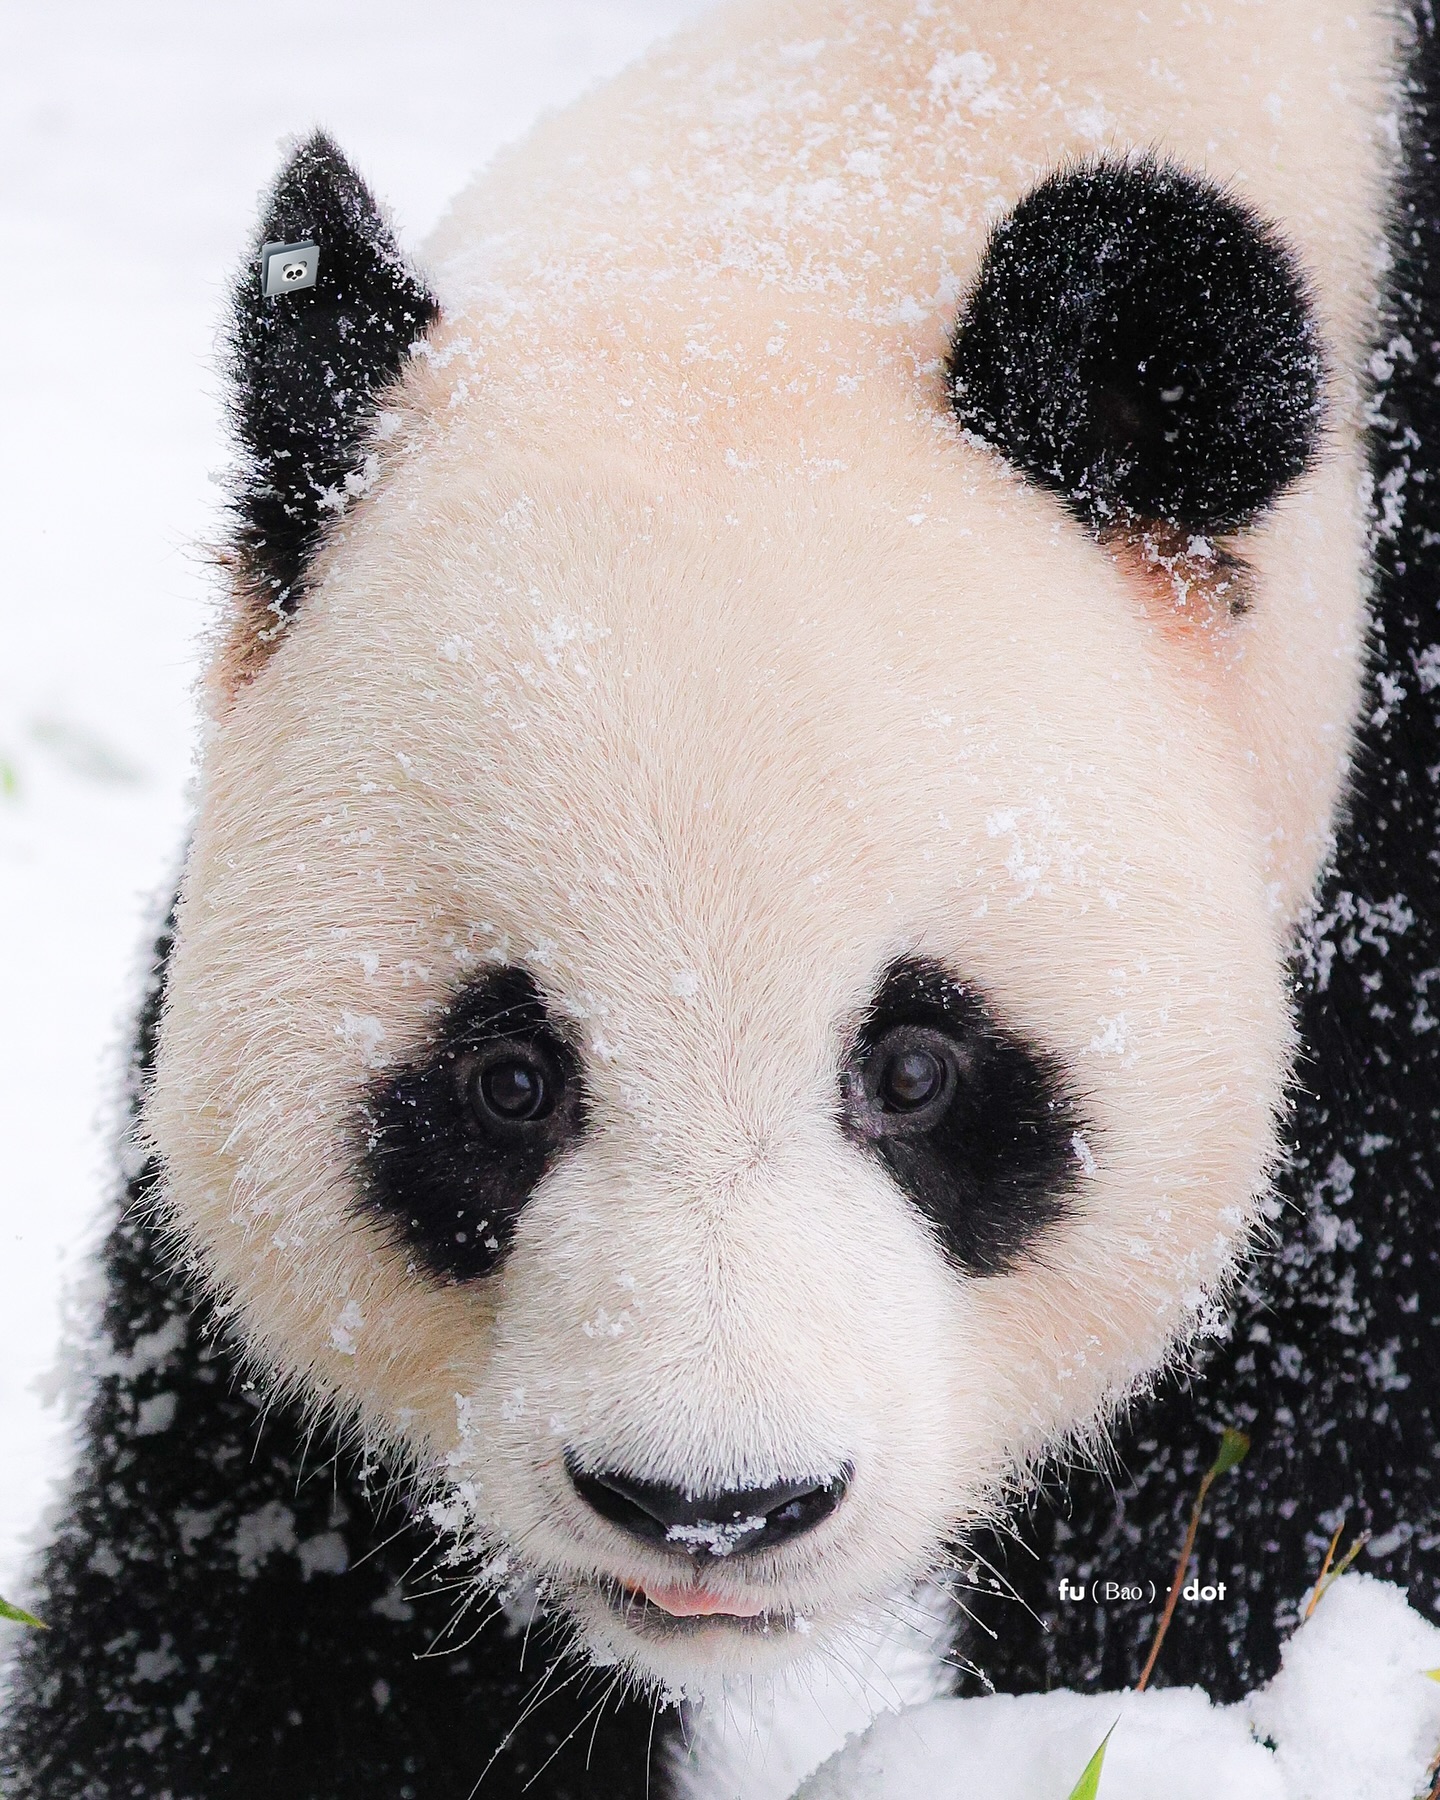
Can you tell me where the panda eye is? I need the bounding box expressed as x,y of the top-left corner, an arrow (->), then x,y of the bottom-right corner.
840,958 -> 1087,1277
459,1043 -> 560,1133
853,1026 -> 963,1135
359,967 -> 587,1283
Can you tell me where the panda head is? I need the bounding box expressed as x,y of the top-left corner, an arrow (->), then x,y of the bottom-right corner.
149,135 -> 1334,1692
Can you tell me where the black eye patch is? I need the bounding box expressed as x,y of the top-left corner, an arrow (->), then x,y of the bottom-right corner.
840,957 -> 1087,1276
357,967 -> 587,1282
947,157 -> 1324,535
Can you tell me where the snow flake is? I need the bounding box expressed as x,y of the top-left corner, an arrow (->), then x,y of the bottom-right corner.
329,1299 -> 365,1356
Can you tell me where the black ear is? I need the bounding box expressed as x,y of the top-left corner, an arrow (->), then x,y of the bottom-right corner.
227,133 -> 440,621
947,158 -> 1324,536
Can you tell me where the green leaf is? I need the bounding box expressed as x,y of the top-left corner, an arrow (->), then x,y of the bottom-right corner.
1424,1668 -> 1440,1684
1066,1722 -> 1117,1800
1209,1428 -> 1251,1480
0,1598 -> 47,1630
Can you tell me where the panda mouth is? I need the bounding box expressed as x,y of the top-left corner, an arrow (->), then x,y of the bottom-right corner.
596,1576 -> 794,1636
625,1578 -> 769,1618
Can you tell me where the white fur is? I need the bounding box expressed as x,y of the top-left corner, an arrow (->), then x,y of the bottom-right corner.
148,0 -> 1392,1777
669,1585 -> 956,1800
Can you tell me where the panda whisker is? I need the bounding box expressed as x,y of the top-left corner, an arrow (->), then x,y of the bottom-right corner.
583,1667 -> 631,1769
942,1546 -> 1047,1634
422,1578 -> 499,1657
468,1654 -> 585,1798
673,1685 -> 698,1757
803,1634 -> 883,1723
874,1580 -> 955,1630
944,1649 -> 996,1692
929,1555 -> 1002,1627
844,1633 -> 919,1712
944,1589 -> 1000,1645
865,1598 -> 945,1661
344,1515 -> 415,1572
644,1687 -> 664,1800
410,1573 -> 474,1601
517,1581 -> 543,1673
519,1664 -> 629,1790
290,1421 -> 339,1498
719,1673 -> 774,1795
244,1386 -> 283,1465
379,1520 -> 461,1592
942,1538 -> 1029,1611
932,1556 -> 1005,1606
975,1498 -> 1045,1561
427,1593 -> 510,1658
401,1546 -> 469,1596
803,1652 -> 875,1747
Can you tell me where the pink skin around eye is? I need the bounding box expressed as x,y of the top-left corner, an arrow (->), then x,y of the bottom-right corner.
635,1582 -> 770,1618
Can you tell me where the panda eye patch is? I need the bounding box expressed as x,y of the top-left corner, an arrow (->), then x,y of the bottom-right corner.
358,968 -> 586,1282
841,958 -> 1086,1277
947,156 -> 1324,536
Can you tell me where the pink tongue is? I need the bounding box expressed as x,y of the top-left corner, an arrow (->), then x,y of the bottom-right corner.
639,1582 -> 769,1619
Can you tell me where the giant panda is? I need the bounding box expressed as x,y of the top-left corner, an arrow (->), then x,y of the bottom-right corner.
3,2 -> 1436,1796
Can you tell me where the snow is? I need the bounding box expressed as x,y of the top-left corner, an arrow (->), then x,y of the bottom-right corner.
0,0 -> 710,1605
799,1686 -> 1282,1800
796,1576 -> 1440,1800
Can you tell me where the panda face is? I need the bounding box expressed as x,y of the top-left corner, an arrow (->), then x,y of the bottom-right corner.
148,129 -> 1365,1690
152,437 -> 1293,1689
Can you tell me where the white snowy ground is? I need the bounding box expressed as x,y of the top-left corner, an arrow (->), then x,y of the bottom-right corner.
5,9 -> 1440,1800
800,1576 -> 1440,1800
0,0 -> 708,1610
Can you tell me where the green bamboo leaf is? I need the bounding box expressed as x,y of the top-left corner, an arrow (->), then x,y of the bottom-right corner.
1066,1722 -> 1117,1800
0,1598 -> 47,1630
1210,1428 -> 1251,1480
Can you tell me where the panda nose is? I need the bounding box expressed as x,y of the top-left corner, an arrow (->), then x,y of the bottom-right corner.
565,1455 -> 852,1558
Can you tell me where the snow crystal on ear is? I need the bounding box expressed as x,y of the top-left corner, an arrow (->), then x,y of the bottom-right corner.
226,131 -> 439,625
948,157 -> 1324,536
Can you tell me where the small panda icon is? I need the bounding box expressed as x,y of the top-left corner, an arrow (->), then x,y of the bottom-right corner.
259,238 -> 319,297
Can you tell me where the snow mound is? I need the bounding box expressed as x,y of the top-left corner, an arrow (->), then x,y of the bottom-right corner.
794,1575 -> 1440,1800
1253,1571 -> 1440,1800
794,1685 -> 1277,1800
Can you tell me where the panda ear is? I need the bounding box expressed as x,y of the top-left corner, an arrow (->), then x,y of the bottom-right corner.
947,158 -> 1324,537
226,131 -> 440,624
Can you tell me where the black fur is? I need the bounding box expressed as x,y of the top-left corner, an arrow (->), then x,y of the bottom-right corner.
0,921 -> 678,1799
841,958 -> 1085,1277
360,969 -> 589,1283
229,132 -> 438,621
948,157 -> 1324,534
958,9 -> 1440,1703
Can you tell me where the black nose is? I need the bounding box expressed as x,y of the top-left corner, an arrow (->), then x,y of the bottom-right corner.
565,1454 -> 852,1558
